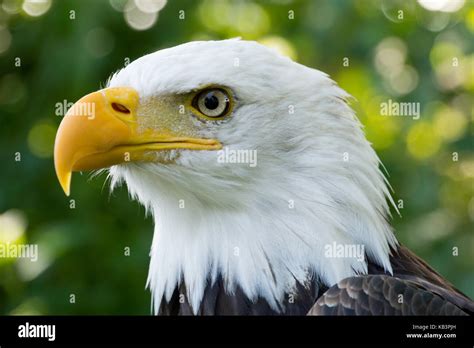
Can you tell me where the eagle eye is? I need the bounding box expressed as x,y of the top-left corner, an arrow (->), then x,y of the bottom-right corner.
193,88 -> 231,119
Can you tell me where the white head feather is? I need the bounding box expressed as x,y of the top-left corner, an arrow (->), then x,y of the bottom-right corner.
106,39 -> 398,314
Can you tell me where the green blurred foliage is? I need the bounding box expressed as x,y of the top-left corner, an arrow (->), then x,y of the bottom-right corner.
0,0 -> 473,314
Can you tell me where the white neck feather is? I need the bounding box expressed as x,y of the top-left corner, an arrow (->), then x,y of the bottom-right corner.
109,126 -> 398,314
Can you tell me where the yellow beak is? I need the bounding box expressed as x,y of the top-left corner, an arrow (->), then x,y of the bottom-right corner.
54,87 -> 221,196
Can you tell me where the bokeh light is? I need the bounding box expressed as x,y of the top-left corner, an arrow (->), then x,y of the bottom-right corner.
363,95 -> 401,150
2,0 -> 21,15
16,247 -> 51,281
0,210 -> 27,245
387,65 -> 419,95
430,40 -> 466,90
374,37 -> 420,95
259,36 -> 297,60
406,122 -> 441,159
9,298 -> 45,315
0,210 -> 27,265
433,104 -> 467,142
467,8 -> 474,32
381,0 -> 416,23
22,0 -> 52,17
374,37 -> 407,77
198,0 -> 270,39
109,0 -> 128,12
418,0 -> 465,13
134,0 -> 167,13
461,55 -> 474,90
0,26 -> 12,54
27,121 -> 56,158
418,11 -> 451,32
124,0 -> 158,30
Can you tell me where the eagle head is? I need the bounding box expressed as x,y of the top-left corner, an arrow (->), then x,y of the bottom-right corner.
54,39 -> 398,314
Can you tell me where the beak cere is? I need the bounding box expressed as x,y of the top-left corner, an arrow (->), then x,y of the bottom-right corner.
54,87 -> 221,196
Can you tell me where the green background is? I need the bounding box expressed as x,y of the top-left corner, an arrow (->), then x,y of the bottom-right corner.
0,0 -> 472,314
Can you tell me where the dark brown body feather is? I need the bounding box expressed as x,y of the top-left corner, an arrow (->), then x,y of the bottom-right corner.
158,245 -> 473,315
309,245 -> 474,315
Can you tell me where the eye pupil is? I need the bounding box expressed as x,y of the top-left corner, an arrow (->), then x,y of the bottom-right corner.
204,93 -> 219,110
194,88 -> 231,118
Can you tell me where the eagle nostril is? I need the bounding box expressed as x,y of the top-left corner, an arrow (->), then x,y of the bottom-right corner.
111,102 -> 131,114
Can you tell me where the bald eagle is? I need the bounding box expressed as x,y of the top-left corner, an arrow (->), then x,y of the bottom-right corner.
54,39 -> 473,315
